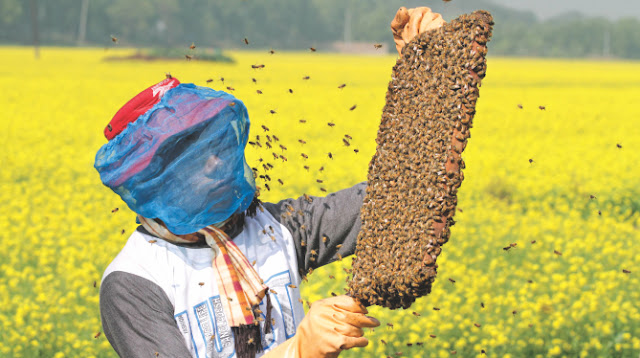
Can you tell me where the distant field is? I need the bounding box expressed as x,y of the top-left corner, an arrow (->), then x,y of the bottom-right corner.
1,46 -> 639,357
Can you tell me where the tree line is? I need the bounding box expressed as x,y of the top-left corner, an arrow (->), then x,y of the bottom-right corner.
1,0 -> 639,59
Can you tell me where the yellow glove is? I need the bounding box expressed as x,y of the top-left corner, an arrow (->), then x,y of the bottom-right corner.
391,6 -> 446,56
263,295 -> 380,358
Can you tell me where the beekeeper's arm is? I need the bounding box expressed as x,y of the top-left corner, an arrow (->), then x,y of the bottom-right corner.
262,295 -> 380,358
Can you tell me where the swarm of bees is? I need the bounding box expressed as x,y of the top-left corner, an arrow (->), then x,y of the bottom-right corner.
348,11 -> 494,309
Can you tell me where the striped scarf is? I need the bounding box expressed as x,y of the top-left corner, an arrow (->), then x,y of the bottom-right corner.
138,215 -> 272,357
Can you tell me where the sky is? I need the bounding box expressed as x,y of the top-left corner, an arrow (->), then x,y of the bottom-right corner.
488,0 -> 640,20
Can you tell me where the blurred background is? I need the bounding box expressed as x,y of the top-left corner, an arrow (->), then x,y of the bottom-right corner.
2,0 -> 640,58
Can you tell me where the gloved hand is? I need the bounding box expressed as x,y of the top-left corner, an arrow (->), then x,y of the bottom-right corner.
391,6 -> 446,56
262,295 -> 380,358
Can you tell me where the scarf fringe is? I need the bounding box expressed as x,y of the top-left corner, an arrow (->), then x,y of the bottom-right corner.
232,293 -> 273,358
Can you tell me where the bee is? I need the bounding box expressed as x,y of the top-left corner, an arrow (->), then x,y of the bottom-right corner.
288,284 -> 297,289
406,343 -> 413,347
247,337 -> 255,345
269,289 -> 277,294
302,76 -> 310,80
451,351 -> 457,355
336,253 -> 342,261
503,243 -> 517,251
262,125 -> 270,132
252,64 -> 265,69
301,153 -> 308,159
481,349 -> 486,355
433,307 -> 440,311
148,240 -> 157,244
319,166 -> 325,172
529,158 -> 534,164
199,282 -> 205,286
338,84 -> 346,89
381,339 -> 387,345
336,244 -> 342,249
298,139 -> 306,145
310,250 -> 317,256
278,179 -> 284,185
589,194 -> 597,200
344,134 -> 352,140
349,105 -> 357,111
474,323 -> 481,328
303,165 -> 310,171
329,275 -> 335,279
481,302 -> 485,308
94,331 -> 101,339
228,102 -> 236,107
374,43 -> 383,49
189,42 -> 196,50
386,323 -> 394,329
273,135 -> 280,141
310,47 -> 316,52
185,54 -> 193,60
517,103 -> 523,109
617,143 -> 622,149
93,281 -> 97,288
449,278 -> 456,283
331,292 -> 337,297
270,109 -> 277,114
429,334 -> 436,338
303,193 -> 312,202
110,35 -> 118,43
269,49 -> 275,54
256,90 -> 263,94
121,229 -> 125,234
155,352 -> 159,357
539,106 -> 546,110
317,179 -> 324,183
623,269 -> 631,274
251,259 -> 257,266
112,207 -> 119,213
279,144 -> 287,151
252,78 -> 257,83
531,240 -> 536,244
512,310 -> 518,315
265,183 -> 271,191
353,149 -> 359,154
322,235 -> 328,243
327,122 -> 335,127
416,342 -> 423,346
289,89 -> 294,94
554,250 -> 562,256
327,152 -> 333,159
527,280 -> 533,284
394,353 -> 402,357
299,119 -> 307,123
342,138 -> 350,146
220,77 -> 225,83
226,86 -> 235,91
412,312 -> 420,316
243,37 -> 249,45
320,187 -> 327,192
165,73 -> 172,79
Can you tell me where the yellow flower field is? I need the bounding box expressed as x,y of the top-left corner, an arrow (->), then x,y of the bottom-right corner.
1,46 -> 639,357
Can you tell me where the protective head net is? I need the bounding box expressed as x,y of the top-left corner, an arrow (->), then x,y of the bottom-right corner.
95,83 -> 256,235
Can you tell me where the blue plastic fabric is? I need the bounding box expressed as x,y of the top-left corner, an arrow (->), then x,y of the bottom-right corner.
95,84 -> 256,234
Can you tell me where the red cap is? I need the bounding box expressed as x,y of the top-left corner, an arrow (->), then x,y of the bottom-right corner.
104,77 -> 181,140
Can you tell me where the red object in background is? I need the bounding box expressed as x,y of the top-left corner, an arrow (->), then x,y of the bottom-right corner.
104,77 -> 181,140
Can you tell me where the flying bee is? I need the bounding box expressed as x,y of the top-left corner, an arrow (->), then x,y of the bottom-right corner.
110,35 -> 118,43
433,307 -> 440,311
265,183 -> 271,191
327,122 -> 335,127
412,312 -> 420,316
299,119 -> 307,123
206,78 -> 213,83
252,78 -> 257,83
474,323 -> 481,328
350,105 -> 357,111
416,342 -> 423,346
317,179 -> 324,183
322,235 -> 328,243
302,76 -> 310,80
265,141 -> 272,149
303,165 -> 310,171
252,64 -> 265,69
252,260 -> 257,266
481,302 -> 485,308
429,334 -> 436,338
623,269 -> 631,274
589,194 -> 597,200
279,144 -> 287,151
331,292 -> 337,297
301,153 -> 308,159
298,139 -> 306,145
329,275 -> 335,279
353,149 -> 359,154
243,37 -> 249,45
336,244 -> 342,249
319,166 -> 324,172
199,282 -> 205,286
529,158 -> 534,164
531,240 -> 536,244
320,187 -> 327,192
148,240 -> 157,244
270,109 -> 277,114
94,331 -> 101,339
289,89 -> 294,94
374,43 -> 383,49
327,152 -> 333,159
381,339 -> 387,345
386,323 -> 394,329
336,253 -> 342,261
338,84 -> 346,89
539,106 -> 546,110
112,207 -> 119,213
303,193 -> 312,202
93,281 -> 97,288
279,155 -> 287,162
449,278 -> 456,284
517,103 -> 523,109
512,310 -> 518,315
189,42 -> 196,50
288,284 -> 297,289
451,351 -> 457,355
617,143 -> 622,149
121,229 -> 125,234
342,138 -> 350,146
301,240 -> 306,247
344,134 -> 352,140
554,250 -> 562,256
226,86 -> 235,91
256,89 -> 263,94
310,47 -> 316,52
273,135 -> 280,141
262,125 -> 269,132
278,179 -> 284,185
269,49 -> 275,54
185,54 -> 193,60
165,73 -> 172,79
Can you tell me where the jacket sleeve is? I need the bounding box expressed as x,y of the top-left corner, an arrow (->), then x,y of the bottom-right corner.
262,181 -> 367,275
100,271 -> 193,358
